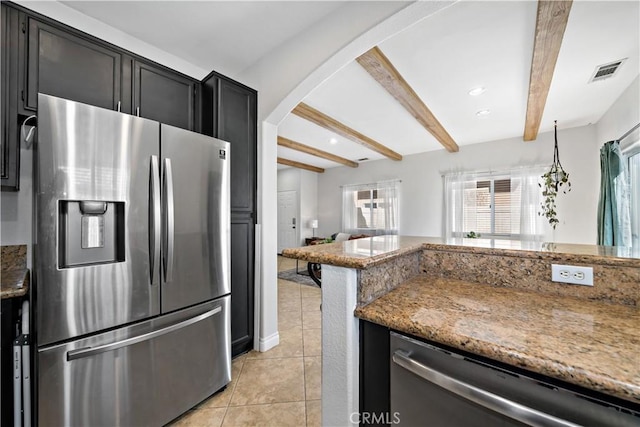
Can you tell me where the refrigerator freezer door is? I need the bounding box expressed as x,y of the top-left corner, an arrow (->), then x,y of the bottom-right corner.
38,297 -> 231,427
36,94 -> 160,346
160,124 -> 230,313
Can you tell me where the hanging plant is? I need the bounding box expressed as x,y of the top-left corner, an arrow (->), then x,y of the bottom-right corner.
539,121 -> 571,229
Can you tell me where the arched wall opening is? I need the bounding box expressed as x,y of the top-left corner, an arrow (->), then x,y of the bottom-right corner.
252,1 -> 457,351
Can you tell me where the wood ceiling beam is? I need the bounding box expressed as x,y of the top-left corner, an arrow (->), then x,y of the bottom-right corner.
277,157 -> 325,173
292,103 -> 402,161
523,0 -> 573,141
278,136 -> 358,168
356,46 -> 459,153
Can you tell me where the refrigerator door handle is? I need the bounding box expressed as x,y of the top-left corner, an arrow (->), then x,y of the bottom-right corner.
162,158 -> 175,282
66,306 -> 222,361
150,155 -> 161,286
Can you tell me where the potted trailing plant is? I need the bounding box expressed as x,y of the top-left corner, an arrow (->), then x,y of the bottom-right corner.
539,121 -> 571,229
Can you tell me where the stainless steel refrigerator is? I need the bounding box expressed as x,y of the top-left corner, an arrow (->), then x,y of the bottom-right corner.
33,93 -> 231,426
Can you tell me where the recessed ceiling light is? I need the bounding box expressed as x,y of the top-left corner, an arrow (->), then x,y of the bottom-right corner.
475,109 -> 491,117
329,137 -> 338,145
468,86 -> 486,96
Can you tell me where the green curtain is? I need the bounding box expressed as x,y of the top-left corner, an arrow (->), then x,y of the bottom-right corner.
597,140 -> 631,246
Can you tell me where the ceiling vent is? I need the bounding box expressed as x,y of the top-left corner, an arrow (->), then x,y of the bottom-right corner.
357,158 -> 369,162
589,59 -> 626,83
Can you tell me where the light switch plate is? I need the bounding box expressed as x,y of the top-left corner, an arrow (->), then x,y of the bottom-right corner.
551,264 -> 594,286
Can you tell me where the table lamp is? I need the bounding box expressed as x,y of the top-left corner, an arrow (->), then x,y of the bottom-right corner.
310,219 -> 318,237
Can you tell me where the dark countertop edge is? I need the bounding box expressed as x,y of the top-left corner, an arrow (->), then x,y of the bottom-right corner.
1,269 -> 29,299
282,240 -> 640,269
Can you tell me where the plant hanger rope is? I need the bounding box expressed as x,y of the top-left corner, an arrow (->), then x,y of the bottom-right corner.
539,120 -> 571,229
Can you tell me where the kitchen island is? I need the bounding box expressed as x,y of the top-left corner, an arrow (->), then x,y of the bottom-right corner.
282,236 -> 640,426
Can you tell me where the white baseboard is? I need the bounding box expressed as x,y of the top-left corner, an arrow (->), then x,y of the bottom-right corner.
258,331 -> 280,352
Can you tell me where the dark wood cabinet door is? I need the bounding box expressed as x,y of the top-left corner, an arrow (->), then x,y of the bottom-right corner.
26,17 -> 121,111
133,60 -> 195,131
2,5 -> 21,190
216,77 -> 257,213
231,216 -> 255,356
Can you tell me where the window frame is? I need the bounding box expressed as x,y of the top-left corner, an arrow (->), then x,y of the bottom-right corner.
451,175 -> 519,240
342,180 -> 399,235
623,139 -> 640,248
445,167 -> 544,242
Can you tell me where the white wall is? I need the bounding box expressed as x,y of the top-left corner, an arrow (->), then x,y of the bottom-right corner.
277,168 -> 318,246
317,125 -> 601,245
596,75 -> 640,150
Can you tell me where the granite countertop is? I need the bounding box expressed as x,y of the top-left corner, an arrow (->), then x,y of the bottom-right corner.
282,235 -> 640,269
1,269 -> 29,299
355,276 -> 640,403
1,245 -> 29,299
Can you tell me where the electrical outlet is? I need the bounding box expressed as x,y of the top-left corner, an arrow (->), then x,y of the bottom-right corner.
551,264 -> 594,286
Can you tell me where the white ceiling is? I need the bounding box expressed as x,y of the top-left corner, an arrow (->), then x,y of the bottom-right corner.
61,1 -> 348,77
278,0 -> 640,170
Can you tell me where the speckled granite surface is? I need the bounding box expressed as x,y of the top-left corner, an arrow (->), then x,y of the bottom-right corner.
1,270 -> 29,299
282,236 -> 640,269
282,236 -> 431,269
355,276 -> 640,403
1,245 -> 29,299
2,245 -> 27,271
422,250 -> 640,306
359,251 -> 421,305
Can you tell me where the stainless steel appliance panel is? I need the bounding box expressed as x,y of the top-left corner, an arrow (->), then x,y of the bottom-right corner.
36,94 -> 160,346
390,332 -> 640,427
160,124 -> 230,313
38,297 -> 231,427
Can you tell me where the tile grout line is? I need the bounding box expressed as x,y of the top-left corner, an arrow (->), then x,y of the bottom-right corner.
220,354 -> 248,426
297,277 -> 309,426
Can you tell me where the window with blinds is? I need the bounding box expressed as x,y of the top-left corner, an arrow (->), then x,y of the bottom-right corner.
461,177 -> 522,237
342,180 -> 399,235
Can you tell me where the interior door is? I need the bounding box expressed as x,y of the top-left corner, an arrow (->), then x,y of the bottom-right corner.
160,124 -> 230,313
277,190 -> 298,252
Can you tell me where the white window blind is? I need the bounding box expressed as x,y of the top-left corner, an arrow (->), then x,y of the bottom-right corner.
445,167 -> 544,241
342,180 -> 399,235
629,153 -> 640,248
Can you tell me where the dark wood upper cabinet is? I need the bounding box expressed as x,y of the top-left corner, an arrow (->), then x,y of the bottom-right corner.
26,17 -> 121,111
2,4 -> 22,190
215,77 -> 257,213
133,60 -> 196,131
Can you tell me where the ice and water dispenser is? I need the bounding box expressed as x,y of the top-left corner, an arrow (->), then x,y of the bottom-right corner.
58,200 -> 125,268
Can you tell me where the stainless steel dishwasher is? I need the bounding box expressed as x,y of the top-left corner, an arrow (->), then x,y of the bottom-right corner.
390,332 -> 640,427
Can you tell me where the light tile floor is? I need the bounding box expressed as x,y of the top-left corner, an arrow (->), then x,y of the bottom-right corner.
170,256 -> 321,427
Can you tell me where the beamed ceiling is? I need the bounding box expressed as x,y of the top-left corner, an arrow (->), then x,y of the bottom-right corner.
277,0 -> 639,172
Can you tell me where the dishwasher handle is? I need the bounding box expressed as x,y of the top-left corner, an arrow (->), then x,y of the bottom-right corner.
392,350 -> 581,427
